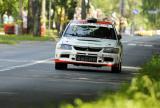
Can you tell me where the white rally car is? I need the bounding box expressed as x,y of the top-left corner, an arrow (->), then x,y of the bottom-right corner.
54,19 -> 123,73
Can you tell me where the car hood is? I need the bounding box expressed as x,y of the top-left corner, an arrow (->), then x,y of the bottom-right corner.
59,37 -> 118,48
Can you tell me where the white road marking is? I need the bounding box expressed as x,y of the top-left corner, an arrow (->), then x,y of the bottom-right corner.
127,43 -> 153,47
0,58 -> 53,72
128,43 -> 137,46
122,66 -> 141,70
77,77 -> 89,80
122,40 -> 128,43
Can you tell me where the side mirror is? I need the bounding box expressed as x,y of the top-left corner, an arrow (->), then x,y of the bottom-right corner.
117,34 -> 122,40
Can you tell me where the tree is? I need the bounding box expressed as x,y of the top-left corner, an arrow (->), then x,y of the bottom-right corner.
28,0 -> 41,36
0,0 -> 77,35
142,0 -> 160,29
0,0 -> 19,17
91,0 -> 119,16
81,0 -> 86,19
51,0 -> 77,33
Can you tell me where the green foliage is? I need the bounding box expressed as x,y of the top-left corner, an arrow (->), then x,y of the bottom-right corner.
61,55 -> 160,108
0,0 -> 28,19
53,0 -> 77,20
66,0 -> 77,20
91,0 -> 160,29
141,0 -> 160,29
0,0 -> 19,17
139,55 -> 160,81
92,0 -> 119,16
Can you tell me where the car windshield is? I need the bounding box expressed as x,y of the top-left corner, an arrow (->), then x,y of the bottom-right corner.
64,24 -> 117,40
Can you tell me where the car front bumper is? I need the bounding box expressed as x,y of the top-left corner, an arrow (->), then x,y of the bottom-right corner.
55,49 -> 121,67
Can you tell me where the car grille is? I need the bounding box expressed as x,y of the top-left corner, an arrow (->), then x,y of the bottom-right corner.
74,46 -> 102,52
76,55 -> 97,62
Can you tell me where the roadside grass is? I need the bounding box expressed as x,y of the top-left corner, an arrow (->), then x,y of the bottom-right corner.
0,39 -> 16,44
60,55 -> 160,108
0,34 -> 56,44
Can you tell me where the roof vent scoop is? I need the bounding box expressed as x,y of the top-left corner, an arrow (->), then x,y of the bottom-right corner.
87,18 -> 97,23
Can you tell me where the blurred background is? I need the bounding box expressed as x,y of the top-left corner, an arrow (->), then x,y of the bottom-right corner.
0,0 -> 159,36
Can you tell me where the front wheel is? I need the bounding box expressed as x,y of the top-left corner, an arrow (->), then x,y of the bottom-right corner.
111,63 -> 122,73
55,63 -> 67,70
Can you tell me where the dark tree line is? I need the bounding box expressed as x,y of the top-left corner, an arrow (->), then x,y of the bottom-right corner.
0,0 -> 77,36
27,0 -> 77,36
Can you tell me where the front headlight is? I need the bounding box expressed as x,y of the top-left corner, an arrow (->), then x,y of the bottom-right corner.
57,44 -> 72,50
103,47 -> 120,53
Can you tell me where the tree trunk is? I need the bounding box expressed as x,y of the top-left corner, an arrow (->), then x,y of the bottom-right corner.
19,0 -> 23,34
28,0 -> 41,36
81,0 -> 86,19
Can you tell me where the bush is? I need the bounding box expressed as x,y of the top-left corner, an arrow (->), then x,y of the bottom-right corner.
138,55 -> 160,81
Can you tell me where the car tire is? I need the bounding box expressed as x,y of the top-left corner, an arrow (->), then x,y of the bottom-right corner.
55,63 -> 67,70
111,63 -> 121,73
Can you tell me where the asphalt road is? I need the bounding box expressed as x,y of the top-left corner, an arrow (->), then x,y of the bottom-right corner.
0,36 -> 160,108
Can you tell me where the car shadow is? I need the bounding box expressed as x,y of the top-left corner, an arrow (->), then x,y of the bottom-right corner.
64,66 -> 123,74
